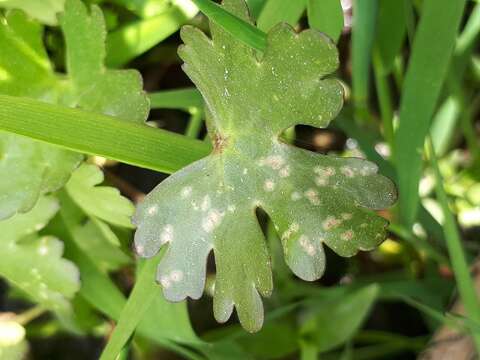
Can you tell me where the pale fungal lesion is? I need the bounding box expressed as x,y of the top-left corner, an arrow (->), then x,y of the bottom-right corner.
181,186 -> 192,198
202,209 -> 224,233
170,270 -> 184,282
340,230 -> 354,241
264,179 -> 275,192
281,222 -> 299,241
227,205 -> 236,213
299,235 -> 316,256
258,155 -> 285,170
291,191 -> 302,201
147,205 -> 158,215
341,213 -> 352,220
340,166 -> 355,178
279,165 -> 290,178
304,188 -> 320,205
322,216 -> 341,230
160,224 -> 174,244
201,195 -> 211,211
160,275 -> 171,289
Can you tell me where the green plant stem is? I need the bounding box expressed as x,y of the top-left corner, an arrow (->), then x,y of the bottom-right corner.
15,306 -> 46,325
186,108 -> 204,138
427,136 -> 480,353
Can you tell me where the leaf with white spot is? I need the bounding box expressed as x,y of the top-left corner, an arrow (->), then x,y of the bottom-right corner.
0,196 -> 80,314
134,0 -> 396,332
66,163 -> 135,228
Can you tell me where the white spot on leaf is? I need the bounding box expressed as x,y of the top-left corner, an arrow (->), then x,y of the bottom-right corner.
181,186 -> 192,198
202,209 -> 224,233
264,179 -> 275,192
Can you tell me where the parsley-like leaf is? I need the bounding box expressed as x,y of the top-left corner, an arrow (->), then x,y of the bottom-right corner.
133,0 -> 396,332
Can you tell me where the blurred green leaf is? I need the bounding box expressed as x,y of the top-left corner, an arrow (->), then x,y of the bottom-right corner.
0,0 -> 64,25
0,197 -> 80,316
307,0 -> 343,42
0,10 -> 81,220
395,0 -> 467,226
106,1 -> 198,67
134,0 -> 395,332
65,164 -> 135,228
300,284 -> 379,353
373,0 -> 407,74
60,0 -> 149,122
257,0 -> 306,31
149,88 -> 204,110
351,0 -> 378,119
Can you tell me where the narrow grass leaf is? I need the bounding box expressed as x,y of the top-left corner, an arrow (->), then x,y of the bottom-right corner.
0,95 -> 210,174
307,0 -> 343,42
394,0 -> 467,226
428,136 -> 480,352
190,0 -> 267,51
106,3 -> 198,67
351,0 -> 378,121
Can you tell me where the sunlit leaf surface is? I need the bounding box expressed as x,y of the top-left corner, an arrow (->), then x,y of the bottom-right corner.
134,0 -> 396,332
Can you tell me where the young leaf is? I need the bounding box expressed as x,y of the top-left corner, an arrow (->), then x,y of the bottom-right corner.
133,0 -> 396,332
65,164 -> 135,228
0,196 -> 80,313
0,0 -> 65,25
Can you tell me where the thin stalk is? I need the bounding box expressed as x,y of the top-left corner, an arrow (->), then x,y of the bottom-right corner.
185,108 -> 204,139
427,135 -> 480,354
373,52 -> 395,159
15,306 -> 46,325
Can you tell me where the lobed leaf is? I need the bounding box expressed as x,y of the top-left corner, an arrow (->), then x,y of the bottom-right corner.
134,0 -> 396,332
0,196 -> 80,314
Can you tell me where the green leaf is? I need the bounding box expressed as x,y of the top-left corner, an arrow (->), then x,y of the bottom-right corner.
0,133 -> 81,220
373,0 -> 407,74
0,0 -> 65,25
256,0 -> 306,32
300,285 -> 379,353
0,0 -> 150,219
190,0 -> 267,51
134,0 -> 396,332
307,0 -> 343,43
0,10 -> 82,219
0,95 -> 210,174
106,3 -> 199,67
73,219 -> 131,271
60,0 -> 149,122
65,164 -> 135,228
394,0 -> 467,226
0,196 -> 80,314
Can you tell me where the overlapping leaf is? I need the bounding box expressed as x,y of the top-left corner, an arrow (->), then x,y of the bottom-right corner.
0,196 -> 80,314
134,0 -> 396,332
0,0 -> 148,219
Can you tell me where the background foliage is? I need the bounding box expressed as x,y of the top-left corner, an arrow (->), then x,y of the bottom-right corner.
0,0 -> 479,359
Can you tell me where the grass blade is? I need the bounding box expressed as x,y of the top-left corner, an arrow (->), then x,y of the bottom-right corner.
427,136 -> 480,352
394,0 -> 466,226
307,0 -> 343,42
149,88 -> 204,110
373,0 -> 407,74
191,0 -> 267,51
257,0 -> 306,32
351,0 -> 378,123
0,95 -> 209,174
106,3 -> 198,67
99,257 -> 160,360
